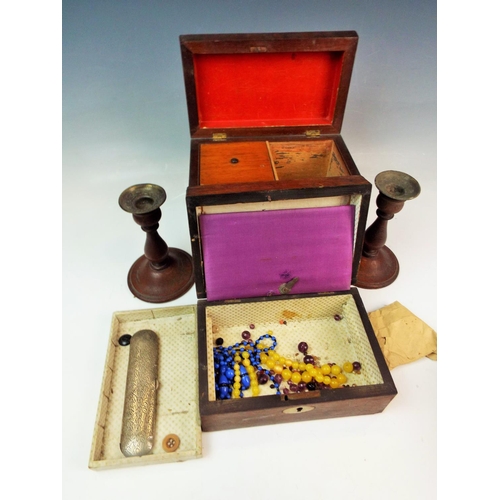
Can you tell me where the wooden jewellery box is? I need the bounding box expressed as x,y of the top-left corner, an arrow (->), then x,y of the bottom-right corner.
88,32 -> 397,470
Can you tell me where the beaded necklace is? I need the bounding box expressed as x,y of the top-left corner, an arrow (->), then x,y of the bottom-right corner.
214,333 -> 278,399
213,321 -> 362,400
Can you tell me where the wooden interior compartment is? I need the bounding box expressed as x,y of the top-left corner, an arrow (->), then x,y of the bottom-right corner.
200,141 -> 275,185
269,139 -> 349,179
197,291 -> 397,431
89,306 -> 202,470
199,138 -> 349,185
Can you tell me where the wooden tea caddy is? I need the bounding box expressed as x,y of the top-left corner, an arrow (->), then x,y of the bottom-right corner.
89,32 -> 397,470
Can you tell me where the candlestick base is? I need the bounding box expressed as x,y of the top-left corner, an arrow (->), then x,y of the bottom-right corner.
356,246 -> 399,289
127,248 -> 194,303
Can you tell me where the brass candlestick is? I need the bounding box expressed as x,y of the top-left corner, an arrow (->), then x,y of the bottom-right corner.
357,170 -> 421,289
119,183 -> 194,303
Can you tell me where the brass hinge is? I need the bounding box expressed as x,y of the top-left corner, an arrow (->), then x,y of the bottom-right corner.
305,130 -> 321,138
212,133 -> 227,141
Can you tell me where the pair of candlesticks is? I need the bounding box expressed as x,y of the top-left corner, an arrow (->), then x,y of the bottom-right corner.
119,171 -> 420,303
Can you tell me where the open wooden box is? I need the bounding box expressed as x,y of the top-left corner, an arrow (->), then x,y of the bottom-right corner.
187,183 -> 397,432
181,31 -> 365,197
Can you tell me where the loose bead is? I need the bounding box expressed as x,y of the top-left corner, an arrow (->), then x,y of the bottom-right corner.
219,386 -> 230,399
265,359 -> 276,369
303,354 -> 314,365
330,379 -> 340,389
242,330 -> 251,340
331,365 -> 342,376
118,334 -> 132,346
215,337 -> 224,346
320,364 -> 331,375
241,375 -> 250,390
343,362 -> 354,373
352,361 -> 362,371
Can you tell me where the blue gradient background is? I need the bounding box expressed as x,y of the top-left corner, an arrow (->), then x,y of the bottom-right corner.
63,2 -> 436,499
63,1 -> 436,184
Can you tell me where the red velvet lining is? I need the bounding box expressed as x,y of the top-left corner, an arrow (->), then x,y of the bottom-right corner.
193,52 -> 344,129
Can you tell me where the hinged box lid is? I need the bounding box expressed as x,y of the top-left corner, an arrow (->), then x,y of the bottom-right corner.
180,31 -> 358,139
186,181 -> 371,301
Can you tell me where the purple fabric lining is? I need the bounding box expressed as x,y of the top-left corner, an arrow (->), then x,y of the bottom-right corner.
199,206 -> 354,300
